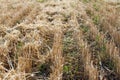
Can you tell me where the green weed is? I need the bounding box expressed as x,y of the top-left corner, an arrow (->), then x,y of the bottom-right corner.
93,15 -> 100,25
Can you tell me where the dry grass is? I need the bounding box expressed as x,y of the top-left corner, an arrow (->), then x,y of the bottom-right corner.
0,0 -> 120,80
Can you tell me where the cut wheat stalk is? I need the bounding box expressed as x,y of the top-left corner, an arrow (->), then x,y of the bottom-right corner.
4,34 -> 19,54
84,2 -> 120,47
101,20 -> 120,47
0,45 -> 9,68
76,30 -> 99,80
72,9 -> 99,80
7,5 -> 33,27
18,42 -> 40,73
106,41 -> 120,75
0,4 -> 23,25
80,5 -> 120,76
87,20 -> 120,78
2,69 -> 26,80
23,6 -> 40,24
78,2 -> 116,47
49,27 -> 64,80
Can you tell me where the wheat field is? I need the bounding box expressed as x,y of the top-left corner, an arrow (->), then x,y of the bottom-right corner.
0,0 -> 120,80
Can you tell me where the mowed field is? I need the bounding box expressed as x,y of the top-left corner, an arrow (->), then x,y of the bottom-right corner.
0,0 -> 120,80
